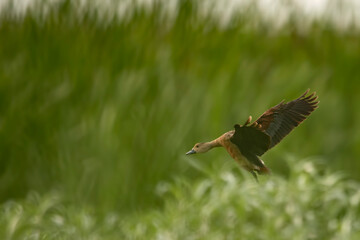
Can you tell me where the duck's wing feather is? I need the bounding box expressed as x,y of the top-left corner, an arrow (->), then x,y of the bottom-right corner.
230,89 -> 318,164
230,124 -> 270,156
230,124 -> 270,167
253,89 -> 319,149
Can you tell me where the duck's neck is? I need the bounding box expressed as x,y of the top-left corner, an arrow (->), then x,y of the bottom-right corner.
208,139 -> 221,148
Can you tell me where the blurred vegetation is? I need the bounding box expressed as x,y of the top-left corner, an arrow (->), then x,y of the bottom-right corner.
1,158 -> 360,239
0,0 -> 360,238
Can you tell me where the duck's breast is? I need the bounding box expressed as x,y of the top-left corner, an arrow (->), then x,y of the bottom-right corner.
218,132 -> 250,169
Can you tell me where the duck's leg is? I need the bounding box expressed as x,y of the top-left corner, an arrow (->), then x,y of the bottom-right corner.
250,170 -> 259,183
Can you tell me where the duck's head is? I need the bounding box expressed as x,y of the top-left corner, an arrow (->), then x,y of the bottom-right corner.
186,142 -> 212,155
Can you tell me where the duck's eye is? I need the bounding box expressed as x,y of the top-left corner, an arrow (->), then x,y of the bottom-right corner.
195,145 -> 199,148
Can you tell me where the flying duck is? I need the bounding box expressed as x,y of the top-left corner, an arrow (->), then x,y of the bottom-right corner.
186,89 -> 319,181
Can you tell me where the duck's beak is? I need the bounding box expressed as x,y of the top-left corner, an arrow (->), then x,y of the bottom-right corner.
186,149 -> 196,155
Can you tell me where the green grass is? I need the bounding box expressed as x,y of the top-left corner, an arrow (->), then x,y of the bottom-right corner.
1,157 -> 360,239
0,0 -> 360,238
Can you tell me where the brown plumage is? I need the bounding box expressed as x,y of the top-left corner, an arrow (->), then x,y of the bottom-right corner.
186,89 -> 319,181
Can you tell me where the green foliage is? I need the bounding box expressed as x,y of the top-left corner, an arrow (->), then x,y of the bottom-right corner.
1,158 -> 360,239
0,191 -> 123,240
0,0 -> 360,231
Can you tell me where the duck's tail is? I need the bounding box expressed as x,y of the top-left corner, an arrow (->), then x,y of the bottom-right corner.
258,165 -> 271,175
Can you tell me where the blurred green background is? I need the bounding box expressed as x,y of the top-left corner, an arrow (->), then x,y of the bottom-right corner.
1,0 -> 360,239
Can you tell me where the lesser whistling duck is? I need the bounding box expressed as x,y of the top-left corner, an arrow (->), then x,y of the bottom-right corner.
186,89 -> 319,181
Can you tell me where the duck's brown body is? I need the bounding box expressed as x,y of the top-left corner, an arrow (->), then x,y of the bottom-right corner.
215,131 -> 269,174
186,90 -> 319,181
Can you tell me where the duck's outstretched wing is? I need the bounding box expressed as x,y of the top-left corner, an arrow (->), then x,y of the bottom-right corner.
231,124 -> 270,157
230,124 -> 270,168
253,89 -> 319,149
230,89 -> 318,166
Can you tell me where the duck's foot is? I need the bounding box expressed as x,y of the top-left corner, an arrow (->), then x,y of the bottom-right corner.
251,170 -> 259,183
